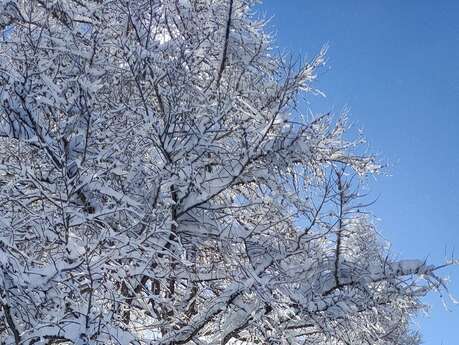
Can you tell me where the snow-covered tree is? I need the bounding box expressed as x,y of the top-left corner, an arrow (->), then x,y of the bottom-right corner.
0,0 -> 452,344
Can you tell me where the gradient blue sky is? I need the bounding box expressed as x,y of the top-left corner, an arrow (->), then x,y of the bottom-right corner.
257,1 -> 459,344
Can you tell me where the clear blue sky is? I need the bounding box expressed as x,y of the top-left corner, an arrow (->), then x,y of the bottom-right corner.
257,1 -> 459,344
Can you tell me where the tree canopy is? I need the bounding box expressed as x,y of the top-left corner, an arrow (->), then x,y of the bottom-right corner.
0,0 -> 452,344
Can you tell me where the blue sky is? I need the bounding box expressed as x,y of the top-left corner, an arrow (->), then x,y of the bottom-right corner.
257,1 -> 459,344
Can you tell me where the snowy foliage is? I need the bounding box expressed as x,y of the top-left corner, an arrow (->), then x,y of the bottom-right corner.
0,0 -> 451,344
